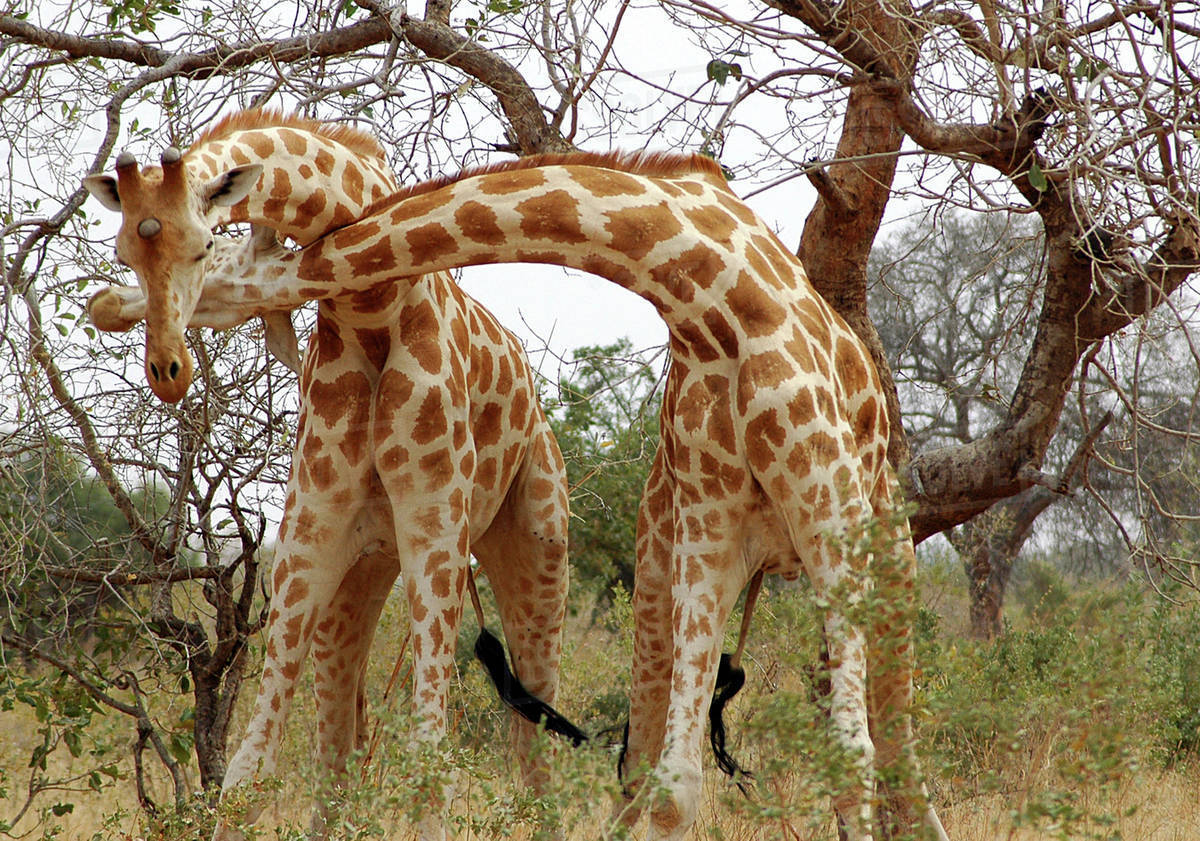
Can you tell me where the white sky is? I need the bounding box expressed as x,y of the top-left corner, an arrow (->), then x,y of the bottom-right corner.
444,0 -> 826,372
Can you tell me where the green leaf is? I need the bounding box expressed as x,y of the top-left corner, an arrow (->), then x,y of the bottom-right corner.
168,733 -> 192,765
1027,160 -> 1048,192
1074,57 -> 1109,81
51,802 -> 75,817
706,58 -> 742,86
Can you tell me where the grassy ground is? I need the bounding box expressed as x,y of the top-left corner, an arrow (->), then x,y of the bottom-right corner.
4,564 -> 1200,840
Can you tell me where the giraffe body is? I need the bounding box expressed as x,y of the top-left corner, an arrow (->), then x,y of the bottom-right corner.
93,152 -> 947,840
83,113 -> 573,841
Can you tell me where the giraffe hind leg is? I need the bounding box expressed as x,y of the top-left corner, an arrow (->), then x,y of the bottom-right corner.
472,626 -> 586,743
471,430 -> 577,791
866,483 -> 950,841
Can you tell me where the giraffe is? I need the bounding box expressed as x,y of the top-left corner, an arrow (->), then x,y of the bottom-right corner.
91,151 -> 951,841
82,111 -> 574,841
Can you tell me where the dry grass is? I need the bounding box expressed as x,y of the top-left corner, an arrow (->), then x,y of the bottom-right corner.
5,577 -> 1200,840
8,710 -> 1197,841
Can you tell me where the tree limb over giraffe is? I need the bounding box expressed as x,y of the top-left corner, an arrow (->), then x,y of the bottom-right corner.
0,9 -> 567,155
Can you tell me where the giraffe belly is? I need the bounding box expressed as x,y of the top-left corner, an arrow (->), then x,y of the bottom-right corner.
740,499 -> 803,580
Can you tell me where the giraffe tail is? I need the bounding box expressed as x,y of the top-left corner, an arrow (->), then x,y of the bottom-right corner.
474,628 -> 588,746
709,652 -> 753,795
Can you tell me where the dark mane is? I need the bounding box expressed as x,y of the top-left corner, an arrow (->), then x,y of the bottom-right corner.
190,108 -> 388,163
361,150 -> 728,218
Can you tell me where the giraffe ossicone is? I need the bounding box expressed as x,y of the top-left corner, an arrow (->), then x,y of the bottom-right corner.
90,148 -> 950,841
83,110 -> 577,841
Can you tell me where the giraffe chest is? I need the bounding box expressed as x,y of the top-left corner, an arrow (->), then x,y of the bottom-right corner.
300,278 -> 541,533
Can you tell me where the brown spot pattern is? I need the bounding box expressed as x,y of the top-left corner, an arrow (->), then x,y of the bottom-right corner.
341,164 -> 365,207
245,133 -> 274,159
701,308 -> 739,358
515,191 -> 589,244
569,166 -> 648,197
835,336 -> 870,394
745,409 -> 788,473
725,271 -> 787,337
329,219 -> 382,251
715,190 -> 758,225
419,449 -> 455,492
581,254 -> 639,289
278,128 -> 307,157
413,389 -> 449,445
389,188 -> 456,223
649,243 -> 725,298
307,371 -> 369,428
604,202 -> 683,261
477,168 -> 547,195
683,205 -> 738,246
789,387 -> 817,427
349,282 -> 401,315
354,327 -> 391,370
455,201 -> 506,246
296,189 -> 328,223
407,222 -> 460,267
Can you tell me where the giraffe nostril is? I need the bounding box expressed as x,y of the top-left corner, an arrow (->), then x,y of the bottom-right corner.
169,361 -> 180,380
149,362 -> 161,382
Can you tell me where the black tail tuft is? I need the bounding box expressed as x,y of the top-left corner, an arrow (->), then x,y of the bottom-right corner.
617,719 -> 630,788
709,652 -> 752,795
474,628 -> 588,746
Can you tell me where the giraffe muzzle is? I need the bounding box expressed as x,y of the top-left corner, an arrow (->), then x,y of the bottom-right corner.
145,344 -> 194,403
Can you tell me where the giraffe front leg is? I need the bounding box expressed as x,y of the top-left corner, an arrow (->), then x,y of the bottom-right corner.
822,610 -> 876,840
649,522 -> 752,841
214,530 -> 362,841
791,506 -> 878,841
617,449 -> 675,829
389,509 -> 472,841
866,485 -> 950,841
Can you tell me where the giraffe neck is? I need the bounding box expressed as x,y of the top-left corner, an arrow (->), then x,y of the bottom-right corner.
229,161 -> 806,350
185,123 -> 396,245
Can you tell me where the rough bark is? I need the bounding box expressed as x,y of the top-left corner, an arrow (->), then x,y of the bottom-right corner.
771,0 -> 921,471
770,0 -> 1200,543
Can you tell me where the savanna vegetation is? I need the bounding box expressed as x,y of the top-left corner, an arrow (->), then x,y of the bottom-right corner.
2,0 -> 1198,838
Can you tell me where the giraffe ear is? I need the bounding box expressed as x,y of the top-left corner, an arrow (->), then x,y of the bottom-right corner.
249,223 -> 283,255
262,311 -> 302,375
82,175 -> 122,211
204,164 -> 264,208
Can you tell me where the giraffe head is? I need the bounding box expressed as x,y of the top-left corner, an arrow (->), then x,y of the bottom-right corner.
82,148 -> 263,402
